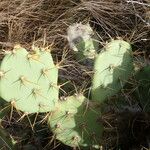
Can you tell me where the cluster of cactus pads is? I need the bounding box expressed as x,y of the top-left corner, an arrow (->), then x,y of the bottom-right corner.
1,23 -> 149,149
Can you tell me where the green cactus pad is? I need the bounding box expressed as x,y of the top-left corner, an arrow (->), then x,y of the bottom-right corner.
92,40 -> 133,102
75,38 -> 99,60
67,23 -> 99,61
48,94 -> 103,149
0,45 -> 58,113
134,66 -> 150,111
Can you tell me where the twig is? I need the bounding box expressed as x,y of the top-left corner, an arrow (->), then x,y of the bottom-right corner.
126,0 -> 150,7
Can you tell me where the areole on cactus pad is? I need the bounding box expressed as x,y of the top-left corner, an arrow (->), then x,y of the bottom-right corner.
0,45 -> 59,113
48,94 -> 103,149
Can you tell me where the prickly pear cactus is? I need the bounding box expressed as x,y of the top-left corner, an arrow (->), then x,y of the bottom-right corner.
0,45 -> 58,113
48,94 -> 103,149
67,23 -> 99,61
92,40 -> 133,102
134,65 -> 150,111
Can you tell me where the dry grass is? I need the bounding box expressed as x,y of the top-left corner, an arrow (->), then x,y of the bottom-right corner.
0,0 -> 149,48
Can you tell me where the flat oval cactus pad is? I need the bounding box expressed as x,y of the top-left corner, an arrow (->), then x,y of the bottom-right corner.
0,45 -> 58,113
48,94 -> 103,149
92,40 -> 133,102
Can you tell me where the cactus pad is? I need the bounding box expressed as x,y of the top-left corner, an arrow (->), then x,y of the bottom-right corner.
0,45 -> 58,113
134,66 -> 150,111
92,40 -> 133,102
48,94 -> 103,149
67,23 -> 99,61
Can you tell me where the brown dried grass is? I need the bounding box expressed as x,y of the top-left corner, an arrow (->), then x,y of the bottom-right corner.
0,0 -> 149,48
